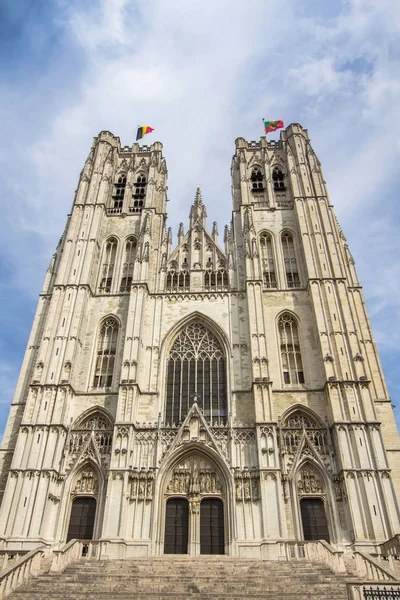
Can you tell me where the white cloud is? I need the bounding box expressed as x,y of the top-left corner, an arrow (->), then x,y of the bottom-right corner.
288,57 -> 353,97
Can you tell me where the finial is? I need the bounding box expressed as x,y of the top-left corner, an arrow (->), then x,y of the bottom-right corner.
194,184 -> 202,205
212,221 -> 218,242
224,224 -> 229,244
178,223 -> 184,244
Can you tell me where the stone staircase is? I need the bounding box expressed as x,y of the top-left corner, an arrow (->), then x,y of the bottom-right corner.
7,556 -> 350,600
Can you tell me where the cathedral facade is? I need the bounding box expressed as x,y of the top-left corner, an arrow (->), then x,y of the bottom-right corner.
0,124 -> 399,558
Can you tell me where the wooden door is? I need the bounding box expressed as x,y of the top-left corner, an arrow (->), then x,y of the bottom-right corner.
200,498 -> 224,554
67,497 -> 97,541
164,498 -> 189,554
300,498 -> 330,542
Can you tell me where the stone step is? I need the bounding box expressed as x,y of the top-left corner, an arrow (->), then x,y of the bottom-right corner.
7,557 -> 350,600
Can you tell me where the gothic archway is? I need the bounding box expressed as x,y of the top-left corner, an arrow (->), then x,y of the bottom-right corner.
292,461 -> 332,543
65,462 -> 102,542
155,446 -> 232,556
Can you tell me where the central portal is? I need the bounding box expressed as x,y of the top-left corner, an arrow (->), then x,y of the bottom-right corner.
200,498 -> 224,554
163,453 -> 227,555
164,498 -> 189,554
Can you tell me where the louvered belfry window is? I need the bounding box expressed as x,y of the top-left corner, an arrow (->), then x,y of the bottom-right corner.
165,323 -> 227,425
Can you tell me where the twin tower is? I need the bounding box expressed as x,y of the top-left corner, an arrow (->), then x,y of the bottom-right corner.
0,124 -> 399,558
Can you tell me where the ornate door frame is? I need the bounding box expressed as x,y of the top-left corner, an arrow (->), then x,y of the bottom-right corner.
155,447 -> 232,556
291,460 -> 337,544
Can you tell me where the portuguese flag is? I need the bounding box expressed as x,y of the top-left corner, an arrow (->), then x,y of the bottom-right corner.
264,120 -> 284,135
136,126 -> 154,141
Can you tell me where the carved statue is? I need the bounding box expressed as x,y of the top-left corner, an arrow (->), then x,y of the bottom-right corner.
235,478 -> 242,500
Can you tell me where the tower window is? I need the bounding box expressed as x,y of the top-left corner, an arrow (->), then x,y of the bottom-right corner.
130,174 -> 147,213
120,237 -> 137,292
278,313 -> 304,385
165,323 -> 227,425
93,317 -> 119,388
273,168 -> 285,190
282,232 -> 300,288
260,233 -> 277,289
251,168 -> 264,191
99,238 -> 118,293
111,173 -> 126,212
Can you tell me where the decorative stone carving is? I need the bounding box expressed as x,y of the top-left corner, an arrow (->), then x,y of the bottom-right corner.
234,467 -> 260,502
73,468 -> 99,495
165,456 -> 223,502
234,429 -> 256,444
129,467 -> 155,501
332,474 -> 345,501
297,465 -> 323,495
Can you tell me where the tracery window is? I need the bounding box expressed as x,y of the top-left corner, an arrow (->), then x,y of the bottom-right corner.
111,173 -> 126,212
130,173 -> 146,213
278,313 -> 304,384
285,412 -> 316,428
99,237 -> 118,293
120,237 -> 137,292
93,317 -> 119,388
166,270 -> 190,291
282,232 -> 300,288
251,167 -> 264,191
273,168 -> 285,190
68,412 -> 113,456
165,323 -> 227,425
281,411 -> 326,454
260,233 -> 276,288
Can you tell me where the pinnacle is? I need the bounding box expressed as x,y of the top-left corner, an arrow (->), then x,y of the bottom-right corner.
193,184 -> 203,206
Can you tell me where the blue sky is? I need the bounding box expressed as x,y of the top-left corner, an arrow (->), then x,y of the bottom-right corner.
0,0 -> 400,438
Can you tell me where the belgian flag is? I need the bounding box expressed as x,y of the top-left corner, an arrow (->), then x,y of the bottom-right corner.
136,126 -> 154,141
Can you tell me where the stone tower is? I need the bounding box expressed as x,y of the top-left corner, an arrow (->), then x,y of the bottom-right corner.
0,124 -> 399,559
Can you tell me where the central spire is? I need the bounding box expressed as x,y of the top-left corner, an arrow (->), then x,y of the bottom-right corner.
194,184 -> 203,206
190,184 -> 207,228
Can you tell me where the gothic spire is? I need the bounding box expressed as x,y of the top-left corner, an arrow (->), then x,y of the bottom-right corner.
190,185 -> 207,228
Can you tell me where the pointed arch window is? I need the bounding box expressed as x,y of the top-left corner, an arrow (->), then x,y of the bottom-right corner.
272,168 -> 285,190
68,411 -> 114,457
251,167 -> 264,191
120,237 -> 137,292
93,317 -> 119,388
278,313 -> 304,384
282,232 -> 300,288
130,173 -> 146,213
165,323 -> 227,425
280,410 -> 327,455
111,173 -> 126,212
260,233 -> 276,288
99,238 -> 118,293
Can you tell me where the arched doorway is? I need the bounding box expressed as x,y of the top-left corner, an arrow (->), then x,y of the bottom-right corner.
300,498 -> 330,542
200,498 -> 224,554
161,451 -> 227,555
67,497 -> 97,541
164,498 -> 189,554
